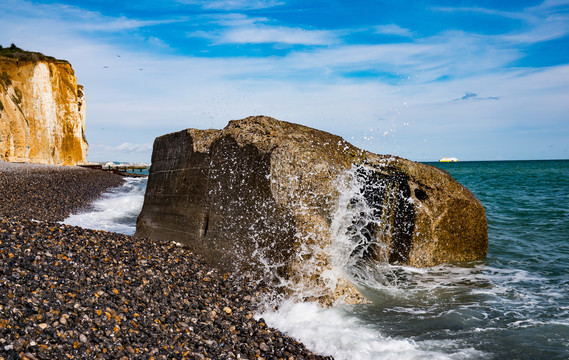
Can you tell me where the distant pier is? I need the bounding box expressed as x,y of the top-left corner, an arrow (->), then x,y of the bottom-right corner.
78,164 -> 148,177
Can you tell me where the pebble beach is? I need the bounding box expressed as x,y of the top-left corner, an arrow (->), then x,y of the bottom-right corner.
0,162 -> 331,360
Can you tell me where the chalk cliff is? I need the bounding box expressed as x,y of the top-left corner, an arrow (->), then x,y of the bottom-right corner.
136,116 -> 488,305
0,46 -> 88,165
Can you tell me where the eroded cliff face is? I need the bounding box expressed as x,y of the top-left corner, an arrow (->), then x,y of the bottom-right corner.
0,54 -> 88,165
136,116 -> 488,305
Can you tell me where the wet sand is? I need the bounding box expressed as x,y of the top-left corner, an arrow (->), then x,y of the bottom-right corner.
0,162 -> 330,360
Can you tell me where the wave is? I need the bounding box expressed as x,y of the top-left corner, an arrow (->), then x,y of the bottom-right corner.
257,300 -> 486,360
62,177 -> 146,235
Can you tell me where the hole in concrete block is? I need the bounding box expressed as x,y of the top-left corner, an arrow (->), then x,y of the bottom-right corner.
414,188 -> 428,201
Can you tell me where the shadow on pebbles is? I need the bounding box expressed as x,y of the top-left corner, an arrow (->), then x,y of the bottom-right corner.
0,163 -> 331,360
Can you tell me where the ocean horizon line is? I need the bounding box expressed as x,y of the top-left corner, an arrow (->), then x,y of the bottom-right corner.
83,158 -> 569,166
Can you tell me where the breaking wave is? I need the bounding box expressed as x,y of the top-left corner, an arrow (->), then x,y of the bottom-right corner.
62,177 -> 147,235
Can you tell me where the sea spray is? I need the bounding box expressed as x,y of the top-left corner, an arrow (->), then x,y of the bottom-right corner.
283,162 -> 417,302
250,164 -> 400,304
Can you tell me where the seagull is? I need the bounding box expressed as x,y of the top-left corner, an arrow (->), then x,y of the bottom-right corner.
103,66 -> 109,68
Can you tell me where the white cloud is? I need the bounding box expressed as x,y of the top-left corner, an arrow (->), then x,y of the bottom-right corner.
217,25 -> 336,45
498,15 -> 569,44
529,0 -> 569,13
116,143 -> 154,153
434,2 -> 569,45
213,13 -> 269,27
178,0 -> 284,10
88,142 -> 154,162
375,24 -> 413,37
78,18 -> 181,32
0,0 -> 179,33
189,13 -> 337,46
432,6 -> 529,21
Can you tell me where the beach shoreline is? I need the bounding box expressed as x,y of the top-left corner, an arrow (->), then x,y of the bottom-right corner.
0,161 -> 125,222
0,162 -> 330,360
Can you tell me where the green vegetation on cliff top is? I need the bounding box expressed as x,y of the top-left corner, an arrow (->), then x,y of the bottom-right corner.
0,43 -> 68,64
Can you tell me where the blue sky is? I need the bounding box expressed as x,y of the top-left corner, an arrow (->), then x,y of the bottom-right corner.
1,0 -> 568,162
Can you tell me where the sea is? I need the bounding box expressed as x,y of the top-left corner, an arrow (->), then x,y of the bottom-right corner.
63,160 -> 569,359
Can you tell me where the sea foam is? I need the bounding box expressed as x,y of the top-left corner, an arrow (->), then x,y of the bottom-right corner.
257,300 -> 485,360
62,177 -> 146,235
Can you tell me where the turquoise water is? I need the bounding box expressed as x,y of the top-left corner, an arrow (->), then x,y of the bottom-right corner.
431,160 -> 569,358
355,160 -> 569,359
120,166 -> 150,176
67,160 -> 569,359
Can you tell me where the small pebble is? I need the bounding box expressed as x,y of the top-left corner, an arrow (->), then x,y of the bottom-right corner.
0,163 -> 331,360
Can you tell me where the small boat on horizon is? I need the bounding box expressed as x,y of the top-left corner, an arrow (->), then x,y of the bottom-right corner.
439,157 -> 459,162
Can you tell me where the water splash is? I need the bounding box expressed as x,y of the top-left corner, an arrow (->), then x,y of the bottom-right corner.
254,161 -> 414,305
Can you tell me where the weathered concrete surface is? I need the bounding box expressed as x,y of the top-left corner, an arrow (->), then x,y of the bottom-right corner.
0,50 -> 88,165
136,116 -> 488,304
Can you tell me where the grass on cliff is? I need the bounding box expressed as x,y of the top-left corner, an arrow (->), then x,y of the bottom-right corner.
0,43 -> 67,63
